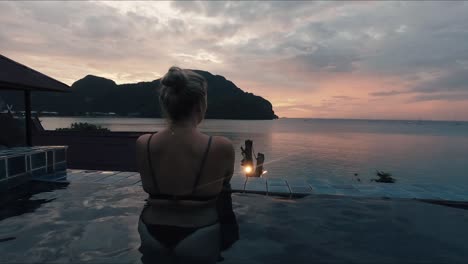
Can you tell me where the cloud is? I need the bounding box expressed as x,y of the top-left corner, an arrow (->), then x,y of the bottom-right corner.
292,46 -> 360,73
359,2 -> 468,76
411,69 -> 468,94
275,95 -> 363,117
170,1 -> 204,14
1,1 -> 468,119
332,96 -> 358,100
371,69 -> 468,99
370,90 -> 410,97
411,93 -> 468,102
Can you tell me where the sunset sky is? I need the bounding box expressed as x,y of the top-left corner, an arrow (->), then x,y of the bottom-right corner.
1,1 -> 468,120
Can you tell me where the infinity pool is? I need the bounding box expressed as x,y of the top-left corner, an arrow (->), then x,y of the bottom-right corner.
1,179 -> 468,263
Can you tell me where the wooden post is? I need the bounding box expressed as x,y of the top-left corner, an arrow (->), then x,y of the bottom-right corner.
240,140 -> 254,176
255,153 -> 265,177
24,90 -> 32,146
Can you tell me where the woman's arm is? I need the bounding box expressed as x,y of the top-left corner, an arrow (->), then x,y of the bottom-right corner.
216,137 -> 239,251
135,133 -> 152,194
220,137 -> 235,190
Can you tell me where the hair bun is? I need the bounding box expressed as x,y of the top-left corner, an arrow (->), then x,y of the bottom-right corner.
161,66 -> 187,92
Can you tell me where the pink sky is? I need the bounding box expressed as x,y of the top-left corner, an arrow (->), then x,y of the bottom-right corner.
1,1 -> 468,120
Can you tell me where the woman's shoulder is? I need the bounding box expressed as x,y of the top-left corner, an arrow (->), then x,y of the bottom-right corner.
136,133 -> 155,149
212,135 -> 232,146
211,136 -> 234,156
137,133 -> 152,142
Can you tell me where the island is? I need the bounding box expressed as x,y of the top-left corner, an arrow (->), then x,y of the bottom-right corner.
0,70 -> 278,120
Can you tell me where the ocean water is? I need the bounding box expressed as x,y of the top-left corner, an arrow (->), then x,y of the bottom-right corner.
40,117 -> 468,188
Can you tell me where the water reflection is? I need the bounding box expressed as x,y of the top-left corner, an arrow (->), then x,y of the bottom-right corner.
0,181 -> 69,243
0,181 -> 69,222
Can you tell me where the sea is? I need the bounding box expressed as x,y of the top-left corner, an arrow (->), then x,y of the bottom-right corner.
40,117 -> 468,188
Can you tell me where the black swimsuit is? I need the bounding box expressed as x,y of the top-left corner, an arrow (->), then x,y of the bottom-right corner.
142,134 -> 215,250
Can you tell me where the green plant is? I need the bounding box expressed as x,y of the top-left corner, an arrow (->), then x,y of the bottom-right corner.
372,170 -> 396,183
56,122 -> 110,132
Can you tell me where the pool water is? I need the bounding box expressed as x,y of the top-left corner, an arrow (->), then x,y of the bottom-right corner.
1,180 -> 468,264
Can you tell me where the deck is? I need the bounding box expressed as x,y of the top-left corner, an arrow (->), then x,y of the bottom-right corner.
61,169 -> 468,203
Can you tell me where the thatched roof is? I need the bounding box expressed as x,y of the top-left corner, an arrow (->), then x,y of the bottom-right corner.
0,54 -> 70,92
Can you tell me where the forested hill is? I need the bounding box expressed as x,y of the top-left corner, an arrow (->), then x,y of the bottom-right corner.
0,70 -> 278,120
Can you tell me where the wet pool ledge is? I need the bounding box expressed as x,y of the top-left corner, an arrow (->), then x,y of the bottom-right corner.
63,169 -> 468,203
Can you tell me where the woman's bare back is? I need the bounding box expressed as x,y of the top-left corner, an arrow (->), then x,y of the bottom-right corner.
136,128 -> 235,226
137,128 -> 234,196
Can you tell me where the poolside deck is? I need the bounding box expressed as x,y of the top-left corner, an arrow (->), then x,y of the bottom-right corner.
61,169 -> 468,203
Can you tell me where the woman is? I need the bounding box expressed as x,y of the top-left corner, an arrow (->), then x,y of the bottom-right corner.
136,67 -> 238,263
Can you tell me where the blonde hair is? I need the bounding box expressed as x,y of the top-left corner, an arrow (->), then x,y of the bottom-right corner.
159,66 -> 207,121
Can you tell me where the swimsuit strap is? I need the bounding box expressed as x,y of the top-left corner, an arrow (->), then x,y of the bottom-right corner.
192,136 -> 212,194
146,135 -> 213,199
147,133 -> 160,193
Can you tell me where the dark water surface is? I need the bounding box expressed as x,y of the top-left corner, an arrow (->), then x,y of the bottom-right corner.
1,182 -> 468,264
41,117 -> 468,187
